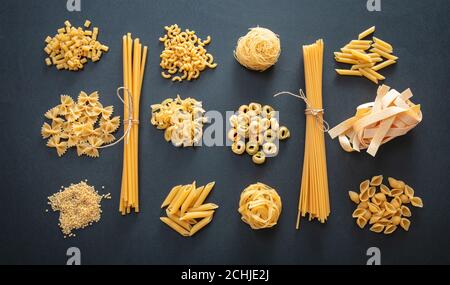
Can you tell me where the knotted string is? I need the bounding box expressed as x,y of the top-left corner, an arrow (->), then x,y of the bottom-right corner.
273,89 -> 329,132
97,87 -> 138,149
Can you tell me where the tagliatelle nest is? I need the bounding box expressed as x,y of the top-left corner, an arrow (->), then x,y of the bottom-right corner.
41,91 -> 120,158
238,182 -> 282,229
234,27 -> 281,71
150,95 -> 207,147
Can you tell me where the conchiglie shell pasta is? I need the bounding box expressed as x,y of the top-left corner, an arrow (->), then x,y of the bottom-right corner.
400,218 -> 411,231
370,175 -> 383,186
383,224 -> 397,235
410,197 -> 423,208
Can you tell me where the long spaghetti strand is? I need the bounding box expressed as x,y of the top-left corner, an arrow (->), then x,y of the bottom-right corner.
296,39 -> 330,229
119,33 -> 148,215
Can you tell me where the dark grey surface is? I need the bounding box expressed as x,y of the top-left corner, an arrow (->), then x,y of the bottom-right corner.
1,0 -> 449,265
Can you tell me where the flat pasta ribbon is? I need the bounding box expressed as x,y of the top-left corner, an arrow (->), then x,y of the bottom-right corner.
328,85 -> 422,157
238,182 -> 282,230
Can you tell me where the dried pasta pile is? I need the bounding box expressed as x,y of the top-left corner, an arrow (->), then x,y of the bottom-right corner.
150,95 -> 207,147
119,33 -> 148,214
297,39 -> 330,228
160,181 -> 218,236
349,175 -> 423,234
47,180 -> 111,238
228,103 -> 290,164
159,24 -> 217,82
44,20 -> 108,71
328,85 -> 423,157
41,92 -> 120,158
234,27 -> 281,71
238,183 -> 282,229
334,26 -> 397,84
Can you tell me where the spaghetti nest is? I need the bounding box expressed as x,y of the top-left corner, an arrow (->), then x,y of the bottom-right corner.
234,27 -> 281,71
238,182 -> 282,229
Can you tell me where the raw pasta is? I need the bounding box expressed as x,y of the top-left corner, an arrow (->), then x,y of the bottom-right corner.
159,24 -> 217,82
43,20 -> 108,71
234,27 -> 281,71
41,92 -> 120,158
349,176 -> 423,234
238,182 -> 282,230
228,103 -> 290,164
160,181 -> 218,236
151,96 -> 207,147
334,26 -> 397,84
329,85 -> 423,157
119,33 -> 148,215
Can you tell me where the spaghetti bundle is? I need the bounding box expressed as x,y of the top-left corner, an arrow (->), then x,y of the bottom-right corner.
297,39 -> 330,228
119,33 -> 148,214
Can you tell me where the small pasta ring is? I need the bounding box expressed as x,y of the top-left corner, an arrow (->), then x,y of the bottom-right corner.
264,129 -> 277,142
270,118 -> 279,131
238,105 -> 250,114
231,141 -> 246,155
263,142 -> 278,156
278,126 -> 291,140
246,141 -> 259,155
252,151 -> 266,164
249,102 -> 262,115
262,105 -> 274,117
227,128 -> 239,142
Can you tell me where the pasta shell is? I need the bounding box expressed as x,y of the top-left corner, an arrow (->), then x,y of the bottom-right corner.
368,202 -> 381,213
384,201 -> 397,214
369,214 -> 382,225
404,184 -> 415,199
371,196 -> 380,206
357,201 -> 369,209
388,177 -> 405,189
360,179 -> 370,193
370,223 -> 385,233
390,188 -> 403,197
384,224 -> 397,235
400,218 -> 411,231
348,191 -> 360,204
400,205 -> 412,217
363,210 -> 372,221
391,197 -> 401,209
391,215 -> 401,226
352,208 -> 366,218
374,193 -> 386,202
368,186 -> 376,198
410,197 -> 423,208
380,184 -> 391,196
359,190 -> 370,202
378,218 -> 391,225
356,216 -> 368,229
370,175 -> 383,186
400,194 -> 410,204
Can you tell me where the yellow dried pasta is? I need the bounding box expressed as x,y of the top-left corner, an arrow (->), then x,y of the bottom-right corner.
334,26 -> 397,84
349,176 -> 423,235
238,182 -> 282,230
159,24 -> 217,82
329,85 -> 423,157
160,181 -> 218,237
43,20 -> 108,71
41,91 -> 120,158
150,95 -> 207,147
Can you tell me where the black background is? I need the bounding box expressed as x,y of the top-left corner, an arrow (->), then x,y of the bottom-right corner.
1,0 -> 449,265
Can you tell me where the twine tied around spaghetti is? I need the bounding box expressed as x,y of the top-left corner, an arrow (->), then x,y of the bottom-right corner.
97,87 -> 139,149
273,89 -> 329,132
